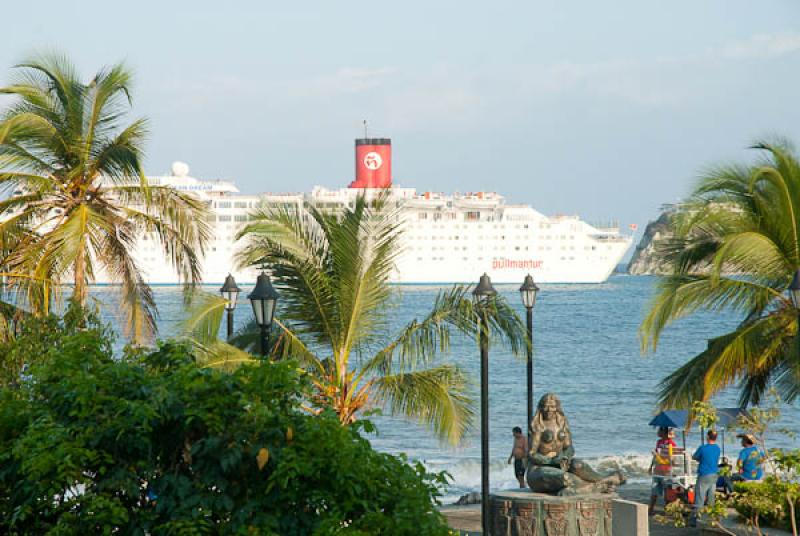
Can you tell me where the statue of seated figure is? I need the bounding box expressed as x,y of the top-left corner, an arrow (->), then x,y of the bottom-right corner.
526,393 -> 625,495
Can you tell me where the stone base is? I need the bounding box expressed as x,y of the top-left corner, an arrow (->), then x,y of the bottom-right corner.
489,490 -> 615,536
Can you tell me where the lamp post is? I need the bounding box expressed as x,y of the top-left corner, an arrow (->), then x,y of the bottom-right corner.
219,274 -> 241,340
790,269 -> 800,308
519,274 -> 539,445
247,272 -> 279,358
472,273 -> 497,536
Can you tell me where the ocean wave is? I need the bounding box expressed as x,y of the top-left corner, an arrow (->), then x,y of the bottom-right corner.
427,452 -> 654,503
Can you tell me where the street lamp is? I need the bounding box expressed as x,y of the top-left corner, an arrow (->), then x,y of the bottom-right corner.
219,274 -> 241,340
519,274 -> 539,445
247,272 -> 279,358
472,273 -> 497,536
790,269 -> 800,308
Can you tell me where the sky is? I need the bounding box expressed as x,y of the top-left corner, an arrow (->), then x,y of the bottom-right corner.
1,1 -> 799,240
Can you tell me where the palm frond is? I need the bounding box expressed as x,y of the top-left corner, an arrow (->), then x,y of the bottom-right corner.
236,200 -> 340,349
193,340 -> 257,372
372,364 -> 474,445
180,291 -> 227,345
640,275 -> 783,352
228,317 -> 323,372
657,309 -> 793,409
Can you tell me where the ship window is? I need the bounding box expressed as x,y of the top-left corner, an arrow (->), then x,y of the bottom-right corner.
234,215 -> 248,222
234,202 -> 248,208
465,211 -> 480,222
218,215 -> 231,222
218,202 -> 232,209
515,246 -> 520,251
418,213 -> 428,220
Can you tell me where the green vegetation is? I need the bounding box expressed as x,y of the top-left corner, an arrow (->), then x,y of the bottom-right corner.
185,193 -> 528,445
640,139 -> 800,408
0,53 -> 209,343
0,306 -> 452,535
659,397 -> 800,535
733,450 -> 800,536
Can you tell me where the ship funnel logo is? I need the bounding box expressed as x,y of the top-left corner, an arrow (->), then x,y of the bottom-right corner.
363,152 -> 383,170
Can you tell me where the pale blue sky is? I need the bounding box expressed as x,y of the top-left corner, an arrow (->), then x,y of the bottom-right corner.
1,1 -> 799,233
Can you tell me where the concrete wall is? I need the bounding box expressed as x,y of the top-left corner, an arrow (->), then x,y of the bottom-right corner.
612,499 -> 648,536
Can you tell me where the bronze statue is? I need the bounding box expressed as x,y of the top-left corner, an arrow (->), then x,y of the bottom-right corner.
527,393 -> 625,495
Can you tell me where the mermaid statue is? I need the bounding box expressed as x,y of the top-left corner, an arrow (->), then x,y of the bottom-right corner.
526,393 -> 625,495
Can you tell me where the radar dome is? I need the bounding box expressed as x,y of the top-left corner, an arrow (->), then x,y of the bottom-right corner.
170,161 -> 190,177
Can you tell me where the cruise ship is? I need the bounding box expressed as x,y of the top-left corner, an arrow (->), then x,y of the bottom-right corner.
125,138 -> 633,285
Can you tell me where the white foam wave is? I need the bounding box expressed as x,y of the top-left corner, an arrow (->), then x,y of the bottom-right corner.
426,452 -> 654,504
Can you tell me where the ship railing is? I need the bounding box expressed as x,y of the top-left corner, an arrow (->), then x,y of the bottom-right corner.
590,234 -> 630,242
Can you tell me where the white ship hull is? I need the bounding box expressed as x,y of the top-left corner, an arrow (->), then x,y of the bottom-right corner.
93,166 -> 634,285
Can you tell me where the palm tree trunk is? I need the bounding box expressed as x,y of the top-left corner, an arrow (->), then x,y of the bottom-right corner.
73,247 -> 87,307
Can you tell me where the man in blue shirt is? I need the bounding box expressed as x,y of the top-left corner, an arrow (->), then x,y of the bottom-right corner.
735,434 -> 765,481
689,430 -> 721,528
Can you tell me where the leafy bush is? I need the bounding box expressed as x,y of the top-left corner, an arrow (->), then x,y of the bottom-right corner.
0,311 -> 451,535
733,480 -> 788,532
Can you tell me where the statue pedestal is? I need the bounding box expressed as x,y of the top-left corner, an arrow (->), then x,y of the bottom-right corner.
489,490 -> 615,536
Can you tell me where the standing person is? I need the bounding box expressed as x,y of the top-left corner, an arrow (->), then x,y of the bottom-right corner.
689,430 -> 721,528
648,427 -> 676,514
734,434 -> 765,482
508,426 -> 528,488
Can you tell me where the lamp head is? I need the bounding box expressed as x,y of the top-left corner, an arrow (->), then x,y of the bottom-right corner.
219,273 -> 241,311
472,273 -> 497,305
519,273 -> 540,310
247,272 -> 279,328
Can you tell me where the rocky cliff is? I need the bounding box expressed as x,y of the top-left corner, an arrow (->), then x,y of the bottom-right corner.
627,208 -> 676,275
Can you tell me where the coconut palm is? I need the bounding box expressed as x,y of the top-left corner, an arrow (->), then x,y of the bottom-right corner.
185,193 -> 528,444
641,140 -> 800,409
0,53 -> 209,342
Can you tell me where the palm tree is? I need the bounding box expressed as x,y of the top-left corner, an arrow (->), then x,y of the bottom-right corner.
0,53 -> 209,342
641,139 -> 800,409
185,193 -> 528,444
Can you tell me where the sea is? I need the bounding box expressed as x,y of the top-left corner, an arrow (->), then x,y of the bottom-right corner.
89,275 -> 799,503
